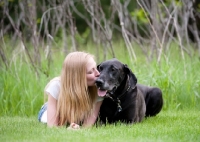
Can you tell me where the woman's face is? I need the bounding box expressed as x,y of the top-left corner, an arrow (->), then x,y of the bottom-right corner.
86,58 -> 100,86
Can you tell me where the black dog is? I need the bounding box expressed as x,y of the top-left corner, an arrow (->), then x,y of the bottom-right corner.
136,84 -> 163,117
96,58 -> 163,124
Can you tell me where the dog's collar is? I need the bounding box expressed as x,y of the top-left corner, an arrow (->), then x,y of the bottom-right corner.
106,86 -> 130,113
105,75 -> 134,113
105,95 -> 123,112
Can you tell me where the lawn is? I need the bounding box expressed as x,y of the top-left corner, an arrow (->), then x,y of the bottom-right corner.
1,42 -> 200,142
0,110 -> 200,142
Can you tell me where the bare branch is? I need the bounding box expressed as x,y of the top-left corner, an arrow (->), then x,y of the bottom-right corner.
112,0 -> 137,62
0,31 -> 8,69
5,8 -> 39,76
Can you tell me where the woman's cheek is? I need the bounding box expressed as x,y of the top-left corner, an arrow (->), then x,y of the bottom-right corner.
87,74 -> 96,86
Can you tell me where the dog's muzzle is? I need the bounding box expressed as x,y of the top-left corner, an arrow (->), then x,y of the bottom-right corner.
95,78 -> 107,97
95,78 -> 104,88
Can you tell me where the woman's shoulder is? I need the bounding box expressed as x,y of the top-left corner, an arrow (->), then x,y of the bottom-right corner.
44,77 -> 61,99
50,77 -> 60,83
45,77 -> 60,89
49,77 -> 60,85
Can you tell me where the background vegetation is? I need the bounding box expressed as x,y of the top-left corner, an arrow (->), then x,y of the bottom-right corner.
1,0 -> 200,65
0,42 -> 200,117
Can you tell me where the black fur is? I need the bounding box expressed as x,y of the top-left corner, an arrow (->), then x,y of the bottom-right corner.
96,58 -> 163,124
96,58 -> 146,124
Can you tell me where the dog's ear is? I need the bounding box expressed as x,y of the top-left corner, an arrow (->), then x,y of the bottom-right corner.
97,63 -> 101,71
123,64 -> 131,74
123,64 -> 137,85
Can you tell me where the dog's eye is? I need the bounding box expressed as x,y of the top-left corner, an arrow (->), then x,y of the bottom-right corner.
111,67 -> 116,72
98,66 -> 103,72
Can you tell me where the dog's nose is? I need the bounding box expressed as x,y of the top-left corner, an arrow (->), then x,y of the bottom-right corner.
95,78 -> 104,87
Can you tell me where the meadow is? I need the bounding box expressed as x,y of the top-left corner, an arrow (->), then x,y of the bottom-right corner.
0,42 -> 200,141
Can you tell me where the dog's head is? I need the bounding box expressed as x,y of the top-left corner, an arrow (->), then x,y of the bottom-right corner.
95,58 -> 137,97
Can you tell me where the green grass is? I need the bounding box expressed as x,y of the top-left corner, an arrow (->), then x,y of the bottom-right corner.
1,110 -> 200,142
0,41 -> 200,141
1,45 -> 200,116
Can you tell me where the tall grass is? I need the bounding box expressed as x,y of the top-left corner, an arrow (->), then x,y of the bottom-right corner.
0,41 -> 200,117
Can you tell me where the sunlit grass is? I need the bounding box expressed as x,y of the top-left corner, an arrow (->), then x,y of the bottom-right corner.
0,110 -> 200,142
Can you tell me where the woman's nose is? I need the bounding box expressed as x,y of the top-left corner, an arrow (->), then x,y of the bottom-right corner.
95,69 -> 100,77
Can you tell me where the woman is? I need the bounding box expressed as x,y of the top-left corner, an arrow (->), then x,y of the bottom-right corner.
38,51 -> 103,129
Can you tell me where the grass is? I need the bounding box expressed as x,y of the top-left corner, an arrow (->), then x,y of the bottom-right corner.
0,41 -> 200,141
1,46 -> 200,116
1,110 -> 200,142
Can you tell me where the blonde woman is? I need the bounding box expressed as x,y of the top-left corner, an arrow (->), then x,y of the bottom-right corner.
38,51 -> 103,129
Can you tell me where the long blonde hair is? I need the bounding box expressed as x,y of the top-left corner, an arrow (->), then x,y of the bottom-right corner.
57,51 -> 97,125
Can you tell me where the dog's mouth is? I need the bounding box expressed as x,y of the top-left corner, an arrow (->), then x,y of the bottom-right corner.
97,88 -> 107,97
97,86 -> 118,97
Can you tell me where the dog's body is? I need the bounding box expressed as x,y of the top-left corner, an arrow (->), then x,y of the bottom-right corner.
136,84 -> 163,117
96,58 -> 163,124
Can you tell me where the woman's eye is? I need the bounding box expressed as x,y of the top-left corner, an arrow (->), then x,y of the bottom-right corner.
87,68 -> 96,74
87,71 -> 92,74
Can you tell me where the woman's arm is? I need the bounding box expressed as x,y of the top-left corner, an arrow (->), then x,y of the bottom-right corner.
47,94 -> 59,127
82,101 -> 103,127
47,95 -> 80,130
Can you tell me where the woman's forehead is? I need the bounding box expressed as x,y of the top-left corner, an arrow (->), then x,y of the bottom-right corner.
86,58 -> 96,68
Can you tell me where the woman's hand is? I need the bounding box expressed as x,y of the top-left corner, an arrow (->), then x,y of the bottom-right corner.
67,123 -> 80,130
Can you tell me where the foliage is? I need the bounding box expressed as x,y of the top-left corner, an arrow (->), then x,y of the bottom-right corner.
131,9 -> 148,24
